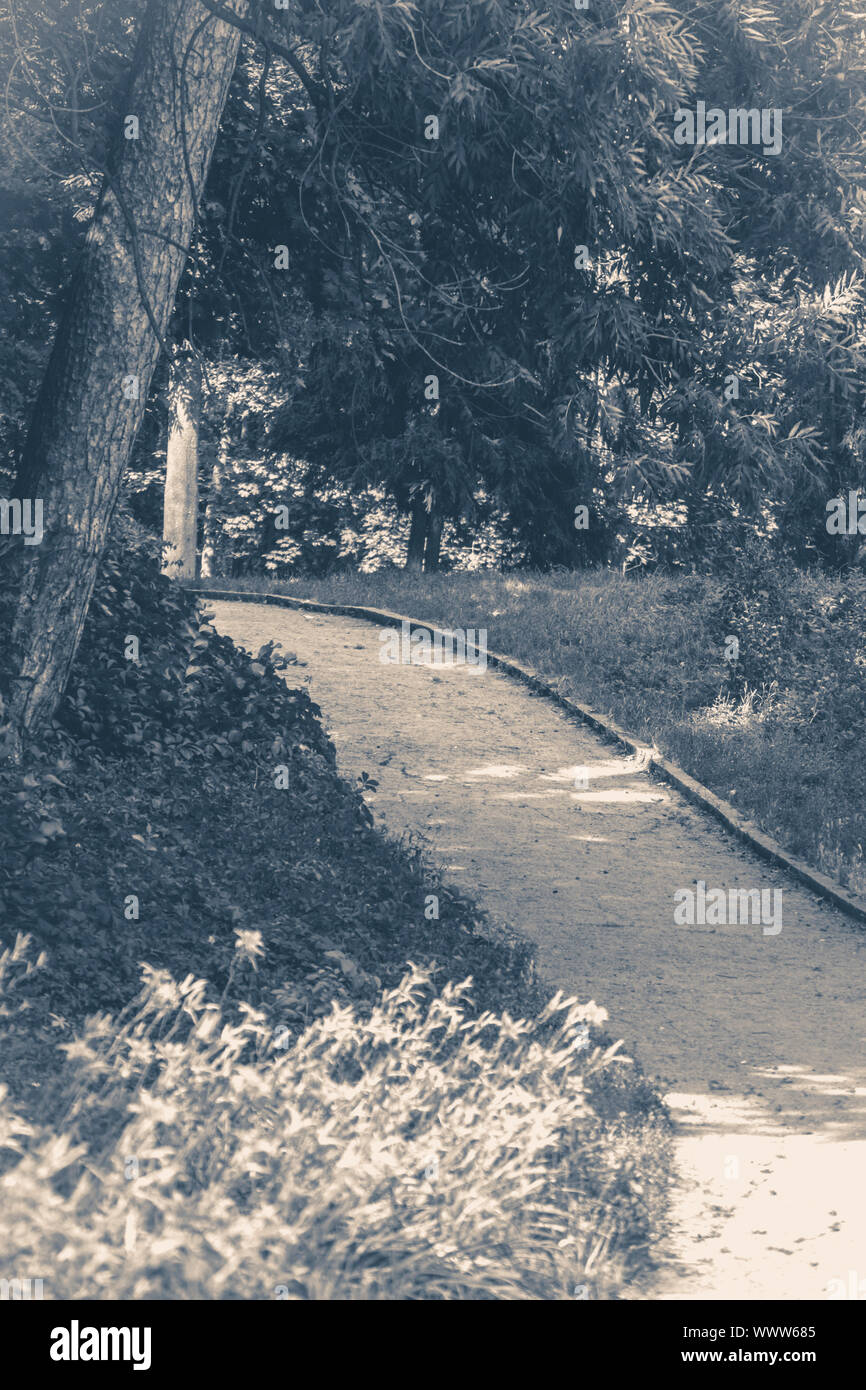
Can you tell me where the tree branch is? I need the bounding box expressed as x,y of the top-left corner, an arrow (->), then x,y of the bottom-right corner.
196,0 -> 325,110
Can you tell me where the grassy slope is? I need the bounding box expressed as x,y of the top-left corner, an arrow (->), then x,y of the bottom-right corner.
217,564 -> 866,898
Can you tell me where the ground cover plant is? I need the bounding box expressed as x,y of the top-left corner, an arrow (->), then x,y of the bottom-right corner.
0,942 -> 669,1300
217,547 -> 866,898
0,518 -> 671,1299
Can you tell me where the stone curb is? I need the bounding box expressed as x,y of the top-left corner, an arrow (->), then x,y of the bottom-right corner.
189,585 -> 866,928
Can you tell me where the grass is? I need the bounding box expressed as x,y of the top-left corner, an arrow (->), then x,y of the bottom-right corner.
207,563 -> 866,898
0,940 -> 669,1299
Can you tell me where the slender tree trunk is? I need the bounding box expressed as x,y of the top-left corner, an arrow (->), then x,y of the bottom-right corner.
3,0 -> 246,748
162,346 -> 202,579
200,424 -> 230,579
405,496 -> 428,571
424,504 -> 443,572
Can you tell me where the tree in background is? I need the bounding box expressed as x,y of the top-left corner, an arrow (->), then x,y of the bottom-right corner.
246,0 -> 866,570
161,343 -> 203,579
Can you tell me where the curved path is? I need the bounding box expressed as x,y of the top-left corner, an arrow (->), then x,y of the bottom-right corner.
211,598 -> 866,1302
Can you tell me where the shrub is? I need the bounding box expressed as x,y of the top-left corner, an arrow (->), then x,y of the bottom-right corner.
0,939 -> 670,1300
705,536 -> 806,697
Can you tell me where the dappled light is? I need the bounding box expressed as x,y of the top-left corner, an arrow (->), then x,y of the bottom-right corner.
572,788 -> 667,804
463,763 -> 526,779
541,758 -> 653,783
496,789 -> 573,800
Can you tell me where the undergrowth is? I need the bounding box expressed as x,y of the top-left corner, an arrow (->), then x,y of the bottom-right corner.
0,939 -> 670,1299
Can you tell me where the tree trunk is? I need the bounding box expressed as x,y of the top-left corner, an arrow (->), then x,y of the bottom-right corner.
405,496 -> 428,570
4,0 -> 246,747
424,505 -> 444,572
162,346 -> 202,579
200,425 -> 230,579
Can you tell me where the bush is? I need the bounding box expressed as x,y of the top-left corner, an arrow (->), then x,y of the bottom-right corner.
0,939 -> 670,1300
50,514 -> 334,762
705,536 -> 806,697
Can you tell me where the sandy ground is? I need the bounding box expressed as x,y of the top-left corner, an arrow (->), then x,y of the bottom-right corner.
211,599 -> 866,1302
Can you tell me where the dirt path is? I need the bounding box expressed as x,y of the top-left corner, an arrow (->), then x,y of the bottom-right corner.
211,599 -> 866,1302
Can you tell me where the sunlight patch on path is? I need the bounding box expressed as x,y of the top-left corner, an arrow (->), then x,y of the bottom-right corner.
541,757 -> 654,783
463,763 -> 526,779
655,1090 -> 866,1301
571,787 -> 667,804
496,789 -> 572,800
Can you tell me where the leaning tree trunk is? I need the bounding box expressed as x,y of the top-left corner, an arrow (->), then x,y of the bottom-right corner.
4,0 -> 247,748
162,346 -> 202,580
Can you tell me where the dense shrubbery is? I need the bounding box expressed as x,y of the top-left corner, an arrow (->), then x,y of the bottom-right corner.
0,941 -> 670,1299
55,517 -> 334,760
706,541 -> 866,741
707,538 -> 807,697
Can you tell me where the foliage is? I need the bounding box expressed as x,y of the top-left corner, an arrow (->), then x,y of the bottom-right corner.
14,513 -> 326,760
0,939 -> 671,1299
7,0 -> 866,575
706,535 -> 808,695
0,0 -> 136,482
707,537 -> 866,748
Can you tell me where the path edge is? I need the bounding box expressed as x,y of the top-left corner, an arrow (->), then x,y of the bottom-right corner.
190,585 -> 866,929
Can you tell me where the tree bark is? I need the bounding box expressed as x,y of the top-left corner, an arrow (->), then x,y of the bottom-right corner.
162,346 -> 202,579
4,0 -> 246,746
424,504 -> 444,572
405,495 -> 428,571
200,425 -> 230,579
